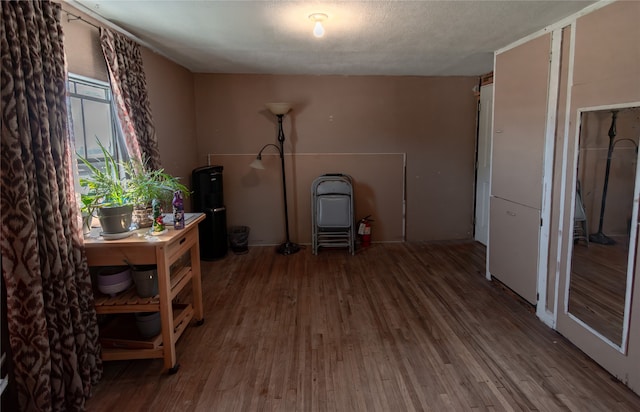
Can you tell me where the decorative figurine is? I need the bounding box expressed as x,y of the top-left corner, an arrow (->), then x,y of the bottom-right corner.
151,198 -> 165,233
173,190 -> 185,229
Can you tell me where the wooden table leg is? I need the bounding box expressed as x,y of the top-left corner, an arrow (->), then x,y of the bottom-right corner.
190,241 -> 204,322
157,245 -> 177,372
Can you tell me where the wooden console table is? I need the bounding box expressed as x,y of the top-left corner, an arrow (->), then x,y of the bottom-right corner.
84,213 -> 205,373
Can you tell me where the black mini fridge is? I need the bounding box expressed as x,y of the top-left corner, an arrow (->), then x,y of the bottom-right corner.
192,166 -> 227,260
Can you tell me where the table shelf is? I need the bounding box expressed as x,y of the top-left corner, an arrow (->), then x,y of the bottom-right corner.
84,213 -> 205,373
99,303 -> 193,358
94,266 -> 192,314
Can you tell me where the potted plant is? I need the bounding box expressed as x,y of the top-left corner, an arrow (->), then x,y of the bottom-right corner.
125,157 -> 190,229
78,140 -> 191,234
78,140 -> 133,235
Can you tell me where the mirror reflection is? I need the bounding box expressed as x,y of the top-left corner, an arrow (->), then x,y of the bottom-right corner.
569,107 -> 640,346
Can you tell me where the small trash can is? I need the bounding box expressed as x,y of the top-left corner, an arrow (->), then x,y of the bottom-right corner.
229,226 -> 250,254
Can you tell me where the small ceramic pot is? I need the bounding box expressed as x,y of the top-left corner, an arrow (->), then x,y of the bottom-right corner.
131,265 -> 158,298
135,312 -> 161,338
97,266 -> 132,296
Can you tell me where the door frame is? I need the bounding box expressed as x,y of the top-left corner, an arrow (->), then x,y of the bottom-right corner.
535,30 -> 563,326
474,82 -> 493,246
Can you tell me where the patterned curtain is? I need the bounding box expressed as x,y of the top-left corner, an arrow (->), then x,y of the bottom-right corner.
0,1 -> 102,410
100,27 -> 162,170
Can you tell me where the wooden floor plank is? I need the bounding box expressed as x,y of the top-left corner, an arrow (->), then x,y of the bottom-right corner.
569,237 -> 628,345
85,242 -> 640,411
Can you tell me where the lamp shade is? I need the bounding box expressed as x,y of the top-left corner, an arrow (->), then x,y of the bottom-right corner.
249,157 -> 265,170
265,102 -> 292,115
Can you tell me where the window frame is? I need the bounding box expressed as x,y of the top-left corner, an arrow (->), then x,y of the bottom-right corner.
67,73 -> 128,179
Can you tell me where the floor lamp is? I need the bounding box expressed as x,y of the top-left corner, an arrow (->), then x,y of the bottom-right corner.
590,110 -> 618,245
250,102 -> 301,255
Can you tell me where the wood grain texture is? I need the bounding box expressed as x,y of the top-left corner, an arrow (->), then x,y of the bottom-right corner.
569,238 -> 627,345
85,242 -> 640,411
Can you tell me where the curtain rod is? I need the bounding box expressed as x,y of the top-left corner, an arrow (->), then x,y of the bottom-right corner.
62,0 -> 179,67
64,9 -> 100,30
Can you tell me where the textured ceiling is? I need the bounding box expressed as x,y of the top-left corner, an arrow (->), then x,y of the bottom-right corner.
68,0 -> 596,76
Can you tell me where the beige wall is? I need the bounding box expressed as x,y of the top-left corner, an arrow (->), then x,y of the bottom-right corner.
193,74 -> 478,244
141,49 -> 199,210
61,5 -> 108,82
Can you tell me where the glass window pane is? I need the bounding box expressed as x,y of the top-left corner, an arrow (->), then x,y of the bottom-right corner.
83,100 -> 114,158
69,97 -> 85,156
76,83 -> 107,100
68,75 -> 121,181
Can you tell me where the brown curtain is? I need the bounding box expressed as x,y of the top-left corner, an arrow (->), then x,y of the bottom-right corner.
100,27 -> 162,170
1,1 -> 102,410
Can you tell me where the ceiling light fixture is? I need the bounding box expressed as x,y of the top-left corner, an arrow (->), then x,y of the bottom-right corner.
309,13 -> 328,38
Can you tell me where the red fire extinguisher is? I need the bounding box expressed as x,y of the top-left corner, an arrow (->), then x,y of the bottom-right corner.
358,215 -> 373,247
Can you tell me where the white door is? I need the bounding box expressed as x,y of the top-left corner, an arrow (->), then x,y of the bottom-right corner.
556,106 -> 640,394
489,34 -> 550,304
474,84 -> 493,245
489,197 -> 540,304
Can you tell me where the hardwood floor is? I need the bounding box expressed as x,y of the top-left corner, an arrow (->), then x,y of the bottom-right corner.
85,242 -> 640,411
569,237 -> 628,345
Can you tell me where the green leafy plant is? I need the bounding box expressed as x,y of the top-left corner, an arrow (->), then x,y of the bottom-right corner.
125,158 -> 190,209
77,139 -> 131,210
78,139 -> 190,221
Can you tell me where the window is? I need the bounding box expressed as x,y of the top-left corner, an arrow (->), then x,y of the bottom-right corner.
67,73 -> 127,178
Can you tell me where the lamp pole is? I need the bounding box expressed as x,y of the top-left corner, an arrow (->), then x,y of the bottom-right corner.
590,110 -> 618,245
250,103 -> 300,255
275,113 -> 300,255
